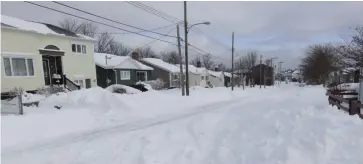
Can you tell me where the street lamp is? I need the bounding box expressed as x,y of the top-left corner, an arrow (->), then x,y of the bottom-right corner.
184,2 -> 210,96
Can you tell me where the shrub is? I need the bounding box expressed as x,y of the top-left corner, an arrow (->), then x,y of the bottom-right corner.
36,86 -> 65,97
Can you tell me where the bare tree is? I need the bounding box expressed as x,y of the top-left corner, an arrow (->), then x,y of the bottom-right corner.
134,47 -> 158,58
191,56 -> 201,67
59,18 -> 98,37
245,51 -> 258,69
217,62 -> 227,71
300,44 -> 340,84
95,32 -> 131,56
338,27 -> 363,69
161,51 -> 181,64
202,54 -> 215,69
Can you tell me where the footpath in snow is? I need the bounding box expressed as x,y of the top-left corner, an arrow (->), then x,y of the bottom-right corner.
1,84 -> 363,164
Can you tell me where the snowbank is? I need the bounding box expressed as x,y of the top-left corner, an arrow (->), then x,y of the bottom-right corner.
135,81 -> 154,91
39,87 -> 129,110
335,83 -> 359,92
3,84 -> 363,164
106,84 -> 142,94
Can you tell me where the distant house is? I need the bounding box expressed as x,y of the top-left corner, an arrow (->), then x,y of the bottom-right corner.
328,67 -> 359,85
179,64 -> 202,87
94,52 -> 153,88
1,15 -> 97,96
223,72 -> 232,87
140,58 -> 182,88
208,70 -> 225,87
250,64 -> 274,86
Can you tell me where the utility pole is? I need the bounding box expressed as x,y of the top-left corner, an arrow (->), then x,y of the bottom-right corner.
260,55 -> 262,89
231,32 -> 234,91
278,61 -> 283,86
177,25 -> 185,96
264,60 -> 266,88
183,1 -> 190,96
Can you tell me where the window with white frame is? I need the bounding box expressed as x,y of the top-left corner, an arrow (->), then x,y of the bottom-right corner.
3,57 -> 34,77
120,71 -> 130,80
72,44 -> 87,54
206,76 -> 209,81
74,79 -> 85,88
201,76 -> 204,80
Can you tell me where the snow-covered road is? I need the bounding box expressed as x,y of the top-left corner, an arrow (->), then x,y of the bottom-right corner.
2,84 -> 363,164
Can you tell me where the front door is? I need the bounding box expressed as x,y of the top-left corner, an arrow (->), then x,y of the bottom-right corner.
42,59 -> 51,86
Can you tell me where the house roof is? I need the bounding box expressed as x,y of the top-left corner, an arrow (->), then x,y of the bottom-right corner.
1,15 -> 95,41
142,58 -> 180,73
208,70 -> 223,77
223,72 -> 232,77
94,53 -> 153,70
176,64 -> 199,74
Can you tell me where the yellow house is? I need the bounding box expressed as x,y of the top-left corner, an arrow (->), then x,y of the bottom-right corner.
1,15 -> 97,93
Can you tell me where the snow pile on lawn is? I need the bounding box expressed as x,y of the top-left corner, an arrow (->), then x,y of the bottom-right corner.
106,84 -> 142,94
136,81 -> 154,91
19,92 -> 46,103
2,84 -> 363,164
39,87 -> 129,110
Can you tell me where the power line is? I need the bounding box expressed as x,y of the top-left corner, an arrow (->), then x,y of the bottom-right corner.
25,2 -> 227,62
126,1 -> 230,50
138,27 -> 177,49
94,23 -> 176,35
125,1 -> 181,24
52,1 -> 178,38
24,1 -> 178,46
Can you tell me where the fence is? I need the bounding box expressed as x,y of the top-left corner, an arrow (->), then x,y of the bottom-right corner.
1,92 -> 23,115
327,90 -> 363,119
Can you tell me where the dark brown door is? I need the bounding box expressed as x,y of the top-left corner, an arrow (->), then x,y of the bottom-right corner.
42,60 -> 51,86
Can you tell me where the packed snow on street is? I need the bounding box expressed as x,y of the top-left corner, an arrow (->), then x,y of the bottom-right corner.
1,84 -> 362,164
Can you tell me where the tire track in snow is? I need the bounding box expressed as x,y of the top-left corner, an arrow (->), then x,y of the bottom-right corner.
2,96 -> 251,157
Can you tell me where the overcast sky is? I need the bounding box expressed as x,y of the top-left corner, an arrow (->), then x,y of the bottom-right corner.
2,1 -> 363,69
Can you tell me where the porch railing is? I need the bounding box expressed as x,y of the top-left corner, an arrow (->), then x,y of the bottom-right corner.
63,75 -> 80,91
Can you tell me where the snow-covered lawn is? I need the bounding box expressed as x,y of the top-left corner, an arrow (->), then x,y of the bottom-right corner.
1,84 -> 362,164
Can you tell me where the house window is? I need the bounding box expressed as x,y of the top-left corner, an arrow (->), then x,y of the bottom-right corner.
72,44 -> 87,54
3,57 -> 35,77
81,45 -> 87,54
74,79 -> 85,88
136,71 -> 147,81
201,76 -> 204,80
120,71 -> 130,80
206,76 -> 209,81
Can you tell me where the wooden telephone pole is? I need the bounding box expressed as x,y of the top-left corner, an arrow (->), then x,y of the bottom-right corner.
177,25 -> 185,96
231,32 -> 234,91
260,55 -> 262,89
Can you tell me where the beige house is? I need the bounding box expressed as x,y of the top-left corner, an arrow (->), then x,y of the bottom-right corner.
1,15 -> 97,93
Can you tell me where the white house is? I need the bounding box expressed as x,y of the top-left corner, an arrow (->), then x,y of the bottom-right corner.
208,70 -> 225,87
179,64 -> 201,87
1,15 -> 97,93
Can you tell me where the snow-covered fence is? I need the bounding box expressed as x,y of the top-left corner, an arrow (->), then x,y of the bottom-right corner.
327,90 -> 363,119
1,92 -> 23,115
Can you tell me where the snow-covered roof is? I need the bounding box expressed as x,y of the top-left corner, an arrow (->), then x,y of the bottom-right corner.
208,71 -> 223,77
1,15 -> 95,41
176,64 -> 199,74
94,53 -> 153,70
223,72 -> 232,77
142,58 -> 180,73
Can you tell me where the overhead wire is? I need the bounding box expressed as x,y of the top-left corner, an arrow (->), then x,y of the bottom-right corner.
52,1 -> 178,38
